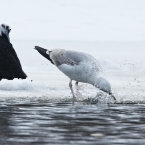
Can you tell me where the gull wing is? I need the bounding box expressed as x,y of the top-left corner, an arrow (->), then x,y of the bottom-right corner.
50,49 -> 102,72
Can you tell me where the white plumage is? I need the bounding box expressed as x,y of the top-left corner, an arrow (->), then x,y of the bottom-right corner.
35,46 -> 116,101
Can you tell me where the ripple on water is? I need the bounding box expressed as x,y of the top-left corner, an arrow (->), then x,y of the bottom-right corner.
0,101 -> 145,144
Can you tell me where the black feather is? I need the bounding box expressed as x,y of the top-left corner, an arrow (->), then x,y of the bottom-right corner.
34,46 -> 54,64
0,37 -> 27,80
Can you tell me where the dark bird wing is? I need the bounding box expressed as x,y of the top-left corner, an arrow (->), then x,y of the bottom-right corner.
0,37 -> 27,80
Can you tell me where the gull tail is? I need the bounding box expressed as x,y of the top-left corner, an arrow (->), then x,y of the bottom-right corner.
34,46 -> 54,64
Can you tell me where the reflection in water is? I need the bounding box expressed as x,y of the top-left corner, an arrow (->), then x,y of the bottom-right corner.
0,101 -> 145,144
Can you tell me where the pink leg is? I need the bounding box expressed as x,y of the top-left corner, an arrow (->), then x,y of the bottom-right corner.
69,80 -> 76,100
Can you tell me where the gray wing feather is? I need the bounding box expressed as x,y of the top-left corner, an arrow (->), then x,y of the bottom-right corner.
50,49 -> 102,72
50,50 -> 78,66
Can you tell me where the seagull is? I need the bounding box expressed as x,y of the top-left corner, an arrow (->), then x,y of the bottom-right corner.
34,46 -> 116,101
0,24 -> 27,80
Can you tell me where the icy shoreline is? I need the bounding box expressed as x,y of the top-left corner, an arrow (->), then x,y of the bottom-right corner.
0,40 -> 144,102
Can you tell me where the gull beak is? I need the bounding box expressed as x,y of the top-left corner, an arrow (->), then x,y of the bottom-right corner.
109,92 -> 116,102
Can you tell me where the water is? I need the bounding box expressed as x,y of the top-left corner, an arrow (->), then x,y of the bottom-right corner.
0,100 -> 145,145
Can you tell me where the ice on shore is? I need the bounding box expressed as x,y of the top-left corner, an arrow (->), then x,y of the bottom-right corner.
0,40 -> 144,103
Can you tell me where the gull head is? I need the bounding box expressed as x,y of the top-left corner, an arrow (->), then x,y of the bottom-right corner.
0,24 -> 11,41
96,77 -> 111,93
95,77 -> 116,101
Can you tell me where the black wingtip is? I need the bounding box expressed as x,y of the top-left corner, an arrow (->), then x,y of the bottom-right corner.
34,45 -> 54,64
34,46 -> 48,52
34,46 -> 38,50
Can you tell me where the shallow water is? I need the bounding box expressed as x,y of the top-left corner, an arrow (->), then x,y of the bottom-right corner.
0,100 -> 145,145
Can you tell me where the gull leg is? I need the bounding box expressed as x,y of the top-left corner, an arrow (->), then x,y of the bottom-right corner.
75,81 -> 81,97
69,80 -> 76,101
75,81 -> 79,91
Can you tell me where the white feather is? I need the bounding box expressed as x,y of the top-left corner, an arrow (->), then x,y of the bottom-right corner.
50,49 -> 111,93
